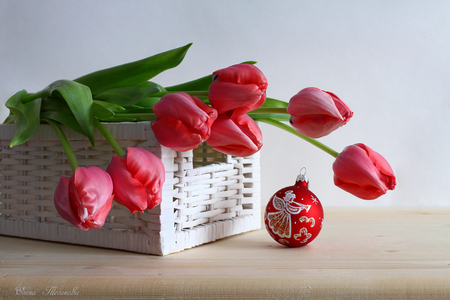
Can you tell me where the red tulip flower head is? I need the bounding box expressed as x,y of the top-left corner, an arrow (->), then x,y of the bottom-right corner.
207,113 -> 263,157
333,143 -> 396,200
151,92 -> 218,152
209,64 -> 268,116
287,87 -> 353,138
107,147 -> 165,213
54,166 -> 114,231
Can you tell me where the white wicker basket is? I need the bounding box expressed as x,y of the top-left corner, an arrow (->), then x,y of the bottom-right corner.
0,122 -> 261,255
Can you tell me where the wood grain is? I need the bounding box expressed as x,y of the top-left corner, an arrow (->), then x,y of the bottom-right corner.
1,207 -> 450,299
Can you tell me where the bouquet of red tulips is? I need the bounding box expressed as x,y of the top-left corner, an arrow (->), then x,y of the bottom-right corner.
3,43 -> 396,231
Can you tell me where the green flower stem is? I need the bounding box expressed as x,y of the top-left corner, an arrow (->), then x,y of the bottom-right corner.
21,90 -> 50,104
248,108 -> 290,122
45,119 -> 79,172
93,118 -> 126,157
249,107 -> 288,114
255,117 -> 339,158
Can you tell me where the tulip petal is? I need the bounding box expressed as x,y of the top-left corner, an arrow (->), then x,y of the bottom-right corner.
209,81 -> 265,115
290,115 -> 345,139
213,64 -> 268,90
125,147 -> 165,208
333,177 -> 385,200
72,166 -> 114,216
54,175 -> 89,231
54,167 -> 114,231
192,96 -> 218,125
208,64 -> 267,116
151,92 -> 217,152
287,87 -> 343,119
287,87 -> 353,138
207,114 -> 262,157
69,177 -> 89,225
152,117 -> 205,151
334,147 -> 386,189
84,194 -> 114,229
153,93 -> 209,127
356,143 -> 397,190
234,114 -> 263,148
327,91 -> 353,124
333,144 -> 396,200
107,155 -> 148,213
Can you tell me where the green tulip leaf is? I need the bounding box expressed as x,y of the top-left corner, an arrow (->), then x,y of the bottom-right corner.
74,43 -> 192,95
40,111 -> 85,136
94,100 -> 125,115
241,61 -> 258,65
5,90 -> 42,147
3,113 -> 15,124
165,61 -> 257,92
44,80 -> 94,146
134,96 -> 163,108
40,98 -> 87,136
93,101 -> 115,120
165,74 -> 213,92
95,82 -> 163,106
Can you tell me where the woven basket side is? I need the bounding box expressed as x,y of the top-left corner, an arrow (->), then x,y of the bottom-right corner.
173,147 -> 261,231
192,142 -> 227,167
0,122 -> 261,255
0,123 -> 174,226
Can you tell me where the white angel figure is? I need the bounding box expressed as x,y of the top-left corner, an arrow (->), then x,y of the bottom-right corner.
267,190 -> 311,238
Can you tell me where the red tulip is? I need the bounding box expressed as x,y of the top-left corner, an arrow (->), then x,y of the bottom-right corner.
207,114 -> 262,157
151,92 -> 218,152
54,166 -> 114,231
333,143 -> 396,200
107,147 -> 165,213
287,87 -> 353,138
208,64 -> 268,116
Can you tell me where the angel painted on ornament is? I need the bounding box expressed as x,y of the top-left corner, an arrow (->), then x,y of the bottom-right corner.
266,190 -> 311,238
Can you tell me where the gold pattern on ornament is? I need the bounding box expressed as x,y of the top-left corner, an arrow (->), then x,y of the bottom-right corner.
299,216 -> 315,227
293,227 -> 312,243
267,190 -> 311,238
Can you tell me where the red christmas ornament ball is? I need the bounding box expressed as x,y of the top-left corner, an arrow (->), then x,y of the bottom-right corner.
264,175 -> 324,247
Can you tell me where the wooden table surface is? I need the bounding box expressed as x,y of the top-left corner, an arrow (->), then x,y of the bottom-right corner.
1,207 -> 450,299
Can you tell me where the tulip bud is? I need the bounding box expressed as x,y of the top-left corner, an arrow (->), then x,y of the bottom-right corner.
54,166 -> 114,231
287,87 -> 353,138
208,64 -> 268,116
207,114 -> 262,157
151,92 -> 218,152
107,147 -> 165,213
333,143 -> 396,200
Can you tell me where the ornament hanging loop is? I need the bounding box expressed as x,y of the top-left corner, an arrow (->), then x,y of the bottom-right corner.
296,167 -> 309,184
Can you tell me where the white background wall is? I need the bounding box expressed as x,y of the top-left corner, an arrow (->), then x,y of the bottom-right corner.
1,0 -> 449,207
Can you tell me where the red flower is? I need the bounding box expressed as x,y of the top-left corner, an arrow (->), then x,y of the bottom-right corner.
287,87 -> 353,138
151,92 -> 218,152
208,64 -> 268,116
107,147 -> 165,213
333,143 -> 396,200
54,166 -> 114,231
207,114 -> 263,157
